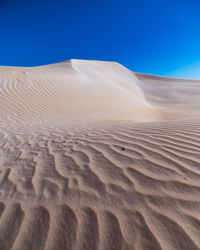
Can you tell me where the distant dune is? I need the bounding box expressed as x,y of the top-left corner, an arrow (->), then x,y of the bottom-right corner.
0,60 -> 200,250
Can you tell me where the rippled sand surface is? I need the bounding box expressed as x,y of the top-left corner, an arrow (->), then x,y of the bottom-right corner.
0,60 -> 200,250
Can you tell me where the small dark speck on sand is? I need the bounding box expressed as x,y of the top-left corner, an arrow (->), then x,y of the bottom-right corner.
121,147 -> 125,151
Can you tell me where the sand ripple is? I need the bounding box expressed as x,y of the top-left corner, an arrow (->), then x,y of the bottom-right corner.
0,121 -> 200,249
0,60 -> 200,249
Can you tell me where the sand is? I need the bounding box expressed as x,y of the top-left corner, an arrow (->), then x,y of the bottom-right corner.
0,59 -> 200,250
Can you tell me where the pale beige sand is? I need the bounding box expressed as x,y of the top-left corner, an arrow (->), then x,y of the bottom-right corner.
0,60 -> 200,250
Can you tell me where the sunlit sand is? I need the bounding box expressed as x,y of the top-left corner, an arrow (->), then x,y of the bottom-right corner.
0,60 -> 200,250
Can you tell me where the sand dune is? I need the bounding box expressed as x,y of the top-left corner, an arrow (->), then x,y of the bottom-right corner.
0,60 -> 200,250
0,60 -> 159,130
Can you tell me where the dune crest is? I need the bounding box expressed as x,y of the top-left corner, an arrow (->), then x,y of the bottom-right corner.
0,60 -> 161,130
0,60 -> 200,250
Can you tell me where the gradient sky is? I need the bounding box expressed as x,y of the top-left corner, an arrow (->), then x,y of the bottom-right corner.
0,0 -> 200,78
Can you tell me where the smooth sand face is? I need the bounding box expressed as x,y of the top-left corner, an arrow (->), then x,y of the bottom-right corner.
0,60 -> 200,250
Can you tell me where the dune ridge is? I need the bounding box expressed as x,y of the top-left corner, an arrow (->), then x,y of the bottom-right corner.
0,60 -> 200,250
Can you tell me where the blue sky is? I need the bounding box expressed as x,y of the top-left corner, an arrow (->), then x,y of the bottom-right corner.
0,0 -> 200,78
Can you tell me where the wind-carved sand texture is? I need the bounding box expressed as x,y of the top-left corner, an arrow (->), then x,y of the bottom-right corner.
0,59 -> 200,250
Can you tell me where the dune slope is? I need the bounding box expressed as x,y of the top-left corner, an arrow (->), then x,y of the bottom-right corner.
0,60 -> 200,250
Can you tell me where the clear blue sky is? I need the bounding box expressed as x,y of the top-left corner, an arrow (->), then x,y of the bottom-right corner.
1,0 -> 200,78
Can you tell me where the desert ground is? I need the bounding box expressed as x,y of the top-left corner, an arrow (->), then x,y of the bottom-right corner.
0,59 -> 200,250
